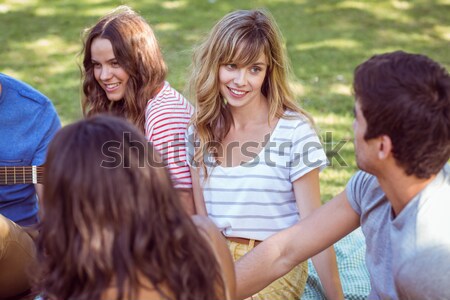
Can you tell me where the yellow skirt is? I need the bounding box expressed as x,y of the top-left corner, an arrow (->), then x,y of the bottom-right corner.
228,239 -> 308,300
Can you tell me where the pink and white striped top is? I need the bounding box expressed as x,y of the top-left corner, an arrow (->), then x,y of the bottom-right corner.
145,81 -> 194,189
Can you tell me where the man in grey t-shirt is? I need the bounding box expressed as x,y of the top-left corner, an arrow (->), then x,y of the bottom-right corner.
235,51 -> 450,300
346,166 -> 450,299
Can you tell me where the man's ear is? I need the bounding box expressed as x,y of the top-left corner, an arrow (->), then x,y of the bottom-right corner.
378,135 -> 392,160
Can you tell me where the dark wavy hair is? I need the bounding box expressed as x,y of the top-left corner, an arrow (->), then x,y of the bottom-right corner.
81,6 -> 167,132
354,51 -> 450,178
36,115 -> 226,300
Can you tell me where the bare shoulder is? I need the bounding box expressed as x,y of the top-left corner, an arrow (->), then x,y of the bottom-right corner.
191,214 -> 212,226
191,215 -> 220,241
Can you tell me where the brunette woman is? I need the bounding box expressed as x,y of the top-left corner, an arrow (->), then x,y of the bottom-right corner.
36,115 -> 235,300
81,6 -> 194,213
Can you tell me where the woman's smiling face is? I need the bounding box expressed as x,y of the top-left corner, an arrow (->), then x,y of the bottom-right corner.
91,37 -> 130,102
219,52 -> 268,109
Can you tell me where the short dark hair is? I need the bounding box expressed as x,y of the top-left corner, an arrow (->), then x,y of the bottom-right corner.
354,51 -> 450,178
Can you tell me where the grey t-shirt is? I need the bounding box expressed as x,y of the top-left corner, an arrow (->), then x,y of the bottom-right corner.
395,245 -> 450,300
391,164 -> 450,300
346,164 -> 450,300
346,171 -> 395,299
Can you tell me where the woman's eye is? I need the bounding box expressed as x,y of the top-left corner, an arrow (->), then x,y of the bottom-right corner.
111,61 -> 120,68
251,67 -> 261,73
226,64 -> 237,70
92,62 -> 101,68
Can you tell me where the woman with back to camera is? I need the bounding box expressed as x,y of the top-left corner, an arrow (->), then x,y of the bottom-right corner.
35,115 -> 235,300
187,9 -> 343,300
81,6 -> 194,214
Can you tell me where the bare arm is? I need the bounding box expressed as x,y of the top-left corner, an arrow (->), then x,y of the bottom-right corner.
192,215 -> 236,300
177,188 -> 195,215
190,167 -> 207,216
235,190 -> 360,300
293,169 -> 343,300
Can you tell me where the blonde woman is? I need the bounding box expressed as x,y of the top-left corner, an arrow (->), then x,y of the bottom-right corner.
187,9 -> 343,300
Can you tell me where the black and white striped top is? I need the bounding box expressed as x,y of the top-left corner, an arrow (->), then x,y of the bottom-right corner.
187,111 -> 327,240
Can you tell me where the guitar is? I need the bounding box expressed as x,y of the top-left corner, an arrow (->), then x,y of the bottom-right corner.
0,166 -> 44,185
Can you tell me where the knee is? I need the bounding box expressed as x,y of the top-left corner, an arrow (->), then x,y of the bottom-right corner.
0,216 -> 36,298
0,214 -> 13,256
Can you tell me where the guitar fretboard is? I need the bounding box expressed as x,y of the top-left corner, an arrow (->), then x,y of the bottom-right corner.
0,166 -> 44,185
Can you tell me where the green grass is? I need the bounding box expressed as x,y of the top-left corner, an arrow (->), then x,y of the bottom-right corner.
1,0 -> 449,202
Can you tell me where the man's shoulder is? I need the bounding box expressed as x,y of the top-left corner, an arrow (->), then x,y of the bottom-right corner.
1,73 -> 51,106
348,171 -> 379,193
418,164 -> 450,211
346,171 -> 385,215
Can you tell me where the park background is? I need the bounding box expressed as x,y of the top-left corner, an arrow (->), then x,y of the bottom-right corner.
1,0 -> 449,201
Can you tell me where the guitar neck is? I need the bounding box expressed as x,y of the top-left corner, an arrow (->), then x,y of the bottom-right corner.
0,166 -> 44,185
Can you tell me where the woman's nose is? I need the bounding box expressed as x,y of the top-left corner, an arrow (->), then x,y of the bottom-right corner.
233,69 -> 247,86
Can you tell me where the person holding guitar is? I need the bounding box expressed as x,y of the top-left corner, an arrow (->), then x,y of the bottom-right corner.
0,73 -> 60,298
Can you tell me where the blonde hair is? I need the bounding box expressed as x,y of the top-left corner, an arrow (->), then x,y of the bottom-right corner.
188,9 -> 313,174
81,6 -> 167,132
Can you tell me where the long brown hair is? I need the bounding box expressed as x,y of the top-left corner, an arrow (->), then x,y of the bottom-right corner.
36,115 -> 226,300
81,6 -> 167,132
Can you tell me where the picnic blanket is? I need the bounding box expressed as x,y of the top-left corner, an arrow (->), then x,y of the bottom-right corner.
301,228 -> 370,300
